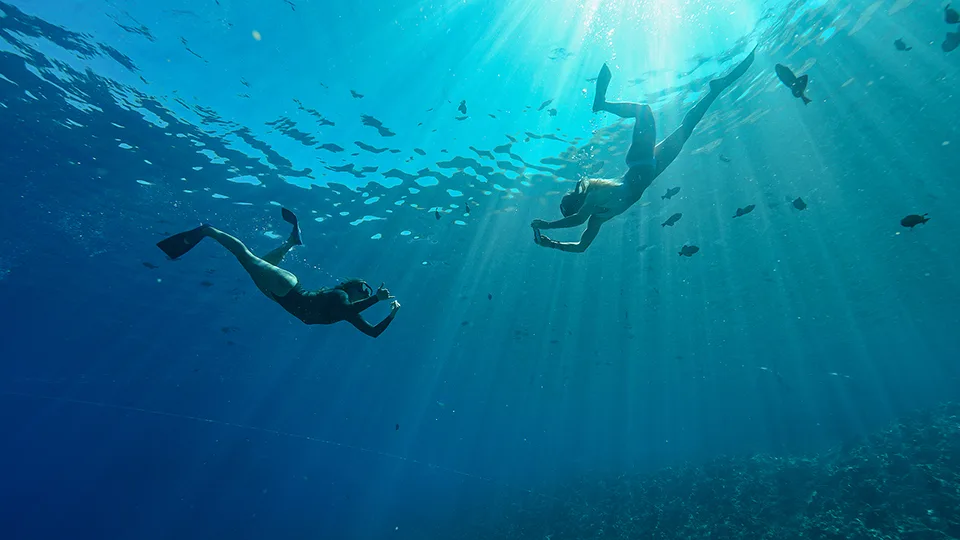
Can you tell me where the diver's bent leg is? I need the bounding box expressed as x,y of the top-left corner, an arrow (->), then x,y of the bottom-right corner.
261,238 -> 297,267
653,89 -> 721,174
204,226 -> 298,297
625,104 -> 657,166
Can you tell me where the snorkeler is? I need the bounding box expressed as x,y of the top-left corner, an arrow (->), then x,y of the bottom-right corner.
156,208 -> 401,338
531,46 -> 756,253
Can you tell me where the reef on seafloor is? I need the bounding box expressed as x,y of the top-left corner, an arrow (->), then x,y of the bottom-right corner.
460,403 -> 960,540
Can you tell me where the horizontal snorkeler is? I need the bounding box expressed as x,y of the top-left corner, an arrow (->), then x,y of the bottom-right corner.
156,208 -> 401,338
531,46 -> 756,253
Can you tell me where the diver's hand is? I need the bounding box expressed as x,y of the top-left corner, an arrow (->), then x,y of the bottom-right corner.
537,234 -> 556,248
531,219 -> 549,230
390,300 -> 401,312
376,283 -> 394,301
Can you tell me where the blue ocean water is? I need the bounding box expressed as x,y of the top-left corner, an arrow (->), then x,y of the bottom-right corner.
2,0 -> 960,538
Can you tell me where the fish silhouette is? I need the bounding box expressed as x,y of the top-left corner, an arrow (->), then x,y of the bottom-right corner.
775,64 -> 812,105
661,213 -> 682,227
900,213 -> 929,228
458,100 -> 467,115
894,38 -> 912,51
733,204 -> 755,218
662,187 -> 681,200
947,4 -> 959,24
792,197 -> 807,210
678,245 -> 699,257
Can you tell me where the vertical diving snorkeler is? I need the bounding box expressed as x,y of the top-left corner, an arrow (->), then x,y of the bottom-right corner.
156,208 -> 401,338
531,46 -> 757,253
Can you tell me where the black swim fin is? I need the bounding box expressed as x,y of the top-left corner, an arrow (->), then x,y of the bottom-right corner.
156,226 -> 206,260
281,207 -> 303,246
593,64 -> 612,113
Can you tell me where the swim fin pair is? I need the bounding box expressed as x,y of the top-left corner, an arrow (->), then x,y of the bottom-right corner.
156,208 -> 301,260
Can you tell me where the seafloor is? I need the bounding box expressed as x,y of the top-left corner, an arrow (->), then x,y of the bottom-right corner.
463,403 -> 960,540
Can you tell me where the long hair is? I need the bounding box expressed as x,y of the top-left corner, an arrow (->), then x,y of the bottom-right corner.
559,178 -> 620,216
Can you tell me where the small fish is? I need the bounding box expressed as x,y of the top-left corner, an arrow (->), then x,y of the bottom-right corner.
455,115 -> 468,121
200,280 -> 214,287
142,262 -> 159,269
733,204 -> 756,218
679,245 -> 700,257
792,197 -> 807,210
947,4 -> 959,24
719,154 -> 731,163
894,38 -> 912,52
662,187 -> 681,200
538,99 -> 554,111
488,293 -> 493,300
435,209 -> 441,220
943,31 -> 960,53
775,64 -> 812,105
661,212 -> 682,227
458,100 -> 467,115
414,148 -> 426,156
461,321 -> 469,326
350,90 -> 364,98
900,213 -> 930,228
548,108 -> 557,117
488,113 -> 497,119
465,201 -> 471,214
395,424 -> 399,430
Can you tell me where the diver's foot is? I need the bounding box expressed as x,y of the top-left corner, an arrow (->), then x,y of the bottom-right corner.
281,207 -> 303,246
709,45 -> 757,94
592,63 -> 612,113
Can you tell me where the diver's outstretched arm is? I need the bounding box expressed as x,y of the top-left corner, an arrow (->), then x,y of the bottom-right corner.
533,211 -> 590,231
538,217 -> 603,253
346,301 -> 399,338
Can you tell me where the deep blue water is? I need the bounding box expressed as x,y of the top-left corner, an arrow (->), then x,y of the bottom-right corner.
2,0 -> 960,538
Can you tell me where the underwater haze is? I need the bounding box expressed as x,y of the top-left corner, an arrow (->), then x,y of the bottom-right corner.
2,0 -> 960,538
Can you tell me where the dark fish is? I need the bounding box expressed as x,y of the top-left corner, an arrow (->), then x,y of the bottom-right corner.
142,262 -> 159,269
488,293 -> 493,300
662,187 -> 681,200
894,38 -> 912,51
455,115 -> 468,121
719,154 -> 731,163
947,4 -> 959,24
775,64 -> 812,105
435,209 -> 441,220
733,204 -> 756,218
240,78 -> 250,87
661,212 -> 682,227
395,424 -> 399,431
900,213 -> 929,228
461,321 -> 470,326
200,280 -> 214,287
465,201 -> 471,214
458,100 -> 467,115
792,197 -> 807,210
350,90 -> 364,98
678,245 -> 700,257
943,31 -> 960,52
488,113 -> 497,119
548,108 -> 557,117
414,148 -> 426,156
538,99 -> 554,111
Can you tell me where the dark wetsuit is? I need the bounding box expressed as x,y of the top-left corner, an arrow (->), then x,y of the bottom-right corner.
271,286 -> 393,337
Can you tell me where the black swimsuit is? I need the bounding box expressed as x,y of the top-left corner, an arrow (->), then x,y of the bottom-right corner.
271,286 -> 348,325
